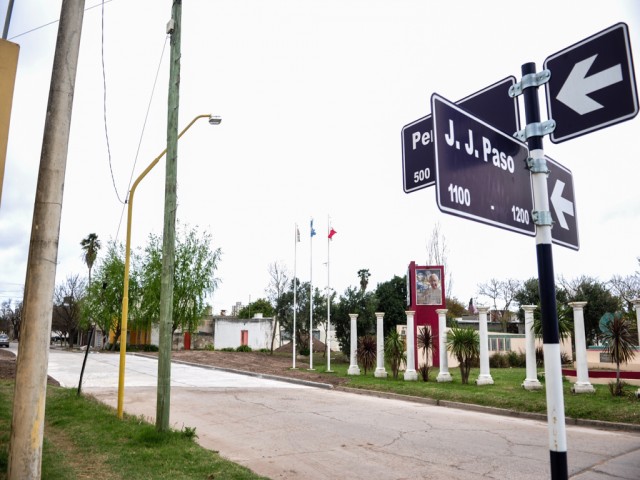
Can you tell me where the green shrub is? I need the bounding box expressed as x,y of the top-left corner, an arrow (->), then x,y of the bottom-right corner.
384,330 -> 405,380
236,345 -> 252,352
203,344 -> 215,351
220,347 -> 235,352
490,352 -> 508,368
608,380 -> 627,397
418,363 -> 430,382
507,350 -> 526,368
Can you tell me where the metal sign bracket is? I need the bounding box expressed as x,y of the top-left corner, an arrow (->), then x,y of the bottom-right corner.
532,210 -> 553,226
508,70 -> 550,97
514,120 -> 556,142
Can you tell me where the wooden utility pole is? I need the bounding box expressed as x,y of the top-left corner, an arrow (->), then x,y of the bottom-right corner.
8,1 -> 85,478
156,0 -> 181,432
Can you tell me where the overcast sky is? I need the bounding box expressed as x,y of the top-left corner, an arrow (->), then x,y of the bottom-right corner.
0,0 -> 639,315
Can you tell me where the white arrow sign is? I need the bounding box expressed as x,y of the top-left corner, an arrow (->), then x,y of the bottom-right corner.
556,54 -> 623,115
550,180 -> 574,230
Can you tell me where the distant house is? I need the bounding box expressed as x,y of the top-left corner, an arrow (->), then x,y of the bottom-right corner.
210,312 -> 279,350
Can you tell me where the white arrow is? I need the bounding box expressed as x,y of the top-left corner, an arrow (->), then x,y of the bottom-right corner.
550,180 -> 574,230
556,54 -> 623,115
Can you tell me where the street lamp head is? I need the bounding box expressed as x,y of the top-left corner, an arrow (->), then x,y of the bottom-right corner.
208,115 -> 222,125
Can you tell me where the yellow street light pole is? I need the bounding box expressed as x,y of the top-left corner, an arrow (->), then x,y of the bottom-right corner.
117,113 -> 220,419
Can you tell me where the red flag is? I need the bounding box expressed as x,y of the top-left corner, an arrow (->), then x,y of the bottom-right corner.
328,228 -> 337,239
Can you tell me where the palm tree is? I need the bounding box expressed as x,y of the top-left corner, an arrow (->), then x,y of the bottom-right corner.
446,327 -> 480,384
356,335 -> 376,375
80,233 -> 101,286
601,312 -> 636,395
384,329 -> 406,379
357,269 -> 371,293
416,326 -> 434,381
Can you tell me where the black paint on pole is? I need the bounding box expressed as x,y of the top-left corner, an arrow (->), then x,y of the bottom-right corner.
521,61 -> 568,480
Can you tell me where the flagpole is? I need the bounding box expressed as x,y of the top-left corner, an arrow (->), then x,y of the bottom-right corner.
327,216 -> 332,372
293,223 -> 298,369
309,218 -> 314,370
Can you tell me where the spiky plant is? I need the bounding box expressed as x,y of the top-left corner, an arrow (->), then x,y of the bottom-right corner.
356,335 -> 377,375
384,330 -> 406,379
601,312 -> 636,395
446,327 -> 480,384
416,326 -> 434,381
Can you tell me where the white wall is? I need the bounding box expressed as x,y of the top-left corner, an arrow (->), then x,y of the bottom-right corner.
215,318 -> 275,350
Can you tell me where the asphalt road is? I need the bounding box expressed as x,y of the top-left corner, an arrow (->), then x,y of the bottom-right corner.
42,349 -> 640,480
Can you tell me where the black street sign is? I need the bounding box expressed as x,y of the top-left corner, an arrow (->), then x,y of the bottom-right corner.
402,77 -> 520,193
546,156 -> 579,250
432,94 -> 535,236
544,23 -> 639,143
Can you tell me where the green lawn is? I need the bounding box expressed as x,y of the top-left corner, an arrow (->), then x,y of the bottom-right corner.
0,381 -> 267,480
318,362 -> 640,426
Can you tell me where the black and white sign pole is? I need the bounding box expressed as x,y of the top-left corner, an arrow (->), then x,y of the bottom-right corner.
520,62 -> 568,479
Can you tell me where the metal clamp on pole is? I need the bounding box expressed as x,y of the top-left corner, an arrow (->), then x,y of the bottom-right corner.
514,120 -> 556,142
532,210 -> 553,226
526,156 -> 549,174
509,69 -> 551,97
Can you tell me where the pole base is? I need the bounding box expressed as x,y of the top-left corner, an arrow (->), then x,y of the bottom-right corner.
347,365 -> 361,375
436,371 -> 452,382
571,382 -> 595,394
475,374 -> 494,385
522,378 -> 543,390
374,368 -> 388,378
404,369 -> 418,381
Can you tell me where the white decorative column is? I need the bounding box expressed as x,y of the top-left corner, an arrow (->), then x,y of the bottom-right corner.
374,312 -> 387,378
632,299 -> 640,398
436,308 -> 452,382
476,306 -> 494,385
633,299 -> 640,350
569,301 -> 595,393
522,305 -> 543,390
347,313 -> 360,375
404,311 -> 417,381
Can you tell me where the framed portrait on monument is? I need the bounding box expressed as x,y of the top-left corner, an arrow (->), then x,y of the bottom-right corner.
415,267 -> 444,306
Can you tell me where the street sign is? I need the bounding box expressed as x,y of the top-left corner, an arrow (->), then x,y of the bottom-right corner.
546,156 -> 579,250
432,94 -> 535,236
544,23 -> 639,143
402,77 -> 520,193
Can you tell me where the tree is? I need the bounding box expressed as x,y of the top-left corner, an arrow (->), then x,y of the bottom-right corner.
333,286 -> 377,355
238,298 -> 274,319
273,279 -> 327,353
384,329 -> 406,379
357,269 -> 371,293
375,276 -> 407,337
445,297 -> 467,323
609,273 -> 640,313
0,300 -> 22,340
426,222 -> 453,295
266,261 -> 289,353
140,224 -> 221,336
559,276 -> 621,345
416,326 -> 434,381
477,278 -> 520,332
82,241 -> 139,349
356,335 -> 377,375
600,312 -> 636,395
51,274 -> 86,347
80,233 -> 101,286
446,327 -> 479,384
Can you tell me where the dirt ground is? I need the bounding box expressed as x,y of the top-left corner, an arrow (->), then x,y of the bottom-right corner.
0,347 -> 348,388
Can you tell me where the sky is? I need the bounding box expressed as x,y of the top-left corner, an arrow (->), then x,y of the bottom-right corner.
0,0 -> 639,316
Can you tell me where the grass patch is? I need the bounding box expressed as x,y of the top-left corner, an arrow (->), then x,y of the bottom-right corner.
0,381 -> 267,480
315,361 -> 640,425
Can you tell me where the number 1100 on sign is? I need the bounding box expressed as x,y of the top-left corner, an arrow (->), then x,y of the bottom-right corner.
448,184 -> 470,206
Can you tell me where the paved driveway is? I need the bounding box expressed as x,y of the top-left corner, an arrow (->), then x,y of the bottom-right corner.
46,350 -> 640,480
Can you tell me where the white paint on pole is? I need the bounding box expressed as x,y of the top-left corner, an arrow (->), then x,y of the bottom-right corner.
476,306 -> 493,385
543,343 -> 568,452
436,308 -> 452,382
569,301 -> 595,394
374,312 -> 387,378
404,311 -> 417,381
522,305 -> 543,390
347,313 -> 360,375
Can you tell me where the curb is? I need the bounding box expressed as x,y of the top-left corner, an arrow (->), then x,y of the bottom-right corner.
134,353 -> 640,434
